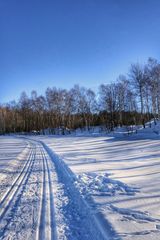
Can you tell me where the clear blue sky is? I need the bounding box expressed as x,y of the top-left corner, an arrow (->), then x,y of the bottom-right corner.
0,0 -> 160,102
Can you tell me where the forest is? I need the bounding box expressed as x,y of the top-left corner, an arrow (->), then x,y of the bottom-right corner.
0,57 -> 159,134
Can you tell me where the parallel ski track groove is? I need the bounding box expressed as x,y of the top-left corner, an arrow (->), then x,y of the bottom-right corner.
0,143 -> 36,229
36,144 -> 57,240
37,145 -> 47,240
43,147 -> 57,239
0,144 -> 32,208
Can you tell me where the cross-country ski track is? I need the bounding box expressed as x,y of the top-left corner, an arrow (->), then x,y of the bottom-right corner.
0,137 -> 114,240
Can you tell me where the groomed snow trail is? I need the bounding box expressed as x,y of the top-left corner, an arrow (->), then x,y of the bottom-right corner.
0,138 -> 114,240
36,144 -> 57,240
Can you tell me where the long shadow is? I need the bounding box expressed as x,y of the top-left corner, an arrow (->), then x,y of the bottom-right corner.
42,142 -> 121,240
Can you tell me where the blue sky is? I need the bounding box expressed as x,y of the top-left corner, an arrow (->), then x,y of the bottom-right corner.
0,0 -> 160,102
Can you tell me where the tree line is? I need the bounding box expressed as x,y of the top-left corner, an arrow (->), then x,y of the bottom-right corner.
0,57 -> 159,134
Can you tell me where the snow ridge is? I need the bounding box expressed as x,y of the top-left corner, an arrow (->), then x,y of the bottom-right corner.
41,141 -> 120,240
75,172 -> 139,197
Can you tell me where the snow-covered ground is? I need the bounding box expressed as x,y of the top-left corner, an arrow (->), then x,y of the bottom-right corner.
37,122 -> 160,240
0,137 -> 110,240
0,122 -> 160,239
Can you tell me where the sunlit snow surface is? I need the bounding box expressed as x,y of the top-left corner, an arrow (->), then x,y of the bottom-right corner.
38,127 -> 160,240
0,124 -> 160,239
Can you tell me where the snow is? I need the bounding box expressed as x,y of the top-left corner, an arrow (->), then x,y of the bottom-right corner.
0,122 -> 160,239
35,122 -> 160,239
0,137 -> 111,239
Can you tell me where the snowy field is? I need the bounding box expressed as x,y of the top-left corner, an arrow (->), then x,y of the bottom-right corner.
0,126 -> 160,239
